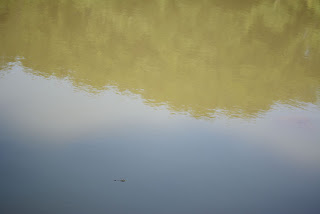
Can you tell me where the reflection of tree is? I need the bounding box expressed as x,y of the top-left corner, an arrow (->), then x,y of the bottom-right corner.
0,0 -> 319,118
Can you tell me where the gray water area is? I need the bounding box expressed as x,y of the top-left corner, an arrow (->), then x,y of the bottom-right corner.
1,63 -> 320,214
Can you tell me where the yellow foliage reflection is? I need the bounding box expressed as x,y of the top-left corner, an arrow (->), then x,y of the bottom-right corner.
1,0 -> 320,118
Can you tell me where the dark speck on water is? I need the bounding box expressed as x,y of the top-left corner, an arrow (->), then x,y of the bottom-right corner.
114,179 -> 126,182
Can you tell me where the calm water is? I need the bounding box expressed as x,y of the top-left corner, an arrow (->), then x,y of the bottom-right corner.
1,0 -> 320,213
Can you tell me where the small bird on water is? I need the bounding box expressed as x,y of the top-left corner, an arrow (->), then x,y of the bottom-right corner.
114,179 -> 126,182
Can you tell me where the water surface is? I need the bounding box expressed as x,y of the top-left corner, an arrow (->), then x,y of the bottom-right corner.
1,0 -> 320,213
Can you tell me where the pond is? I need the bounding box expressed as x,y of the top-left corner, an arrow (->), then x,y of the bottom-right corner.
1,0 -> 320,213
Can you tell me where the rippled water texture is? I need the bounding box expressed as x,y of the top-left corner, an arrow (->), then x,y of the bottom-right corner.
1,0 -> 320,214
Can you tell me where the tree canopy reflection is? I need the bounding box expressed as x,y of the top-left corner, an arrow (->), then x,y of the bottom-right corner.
1,0 -> 320,118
